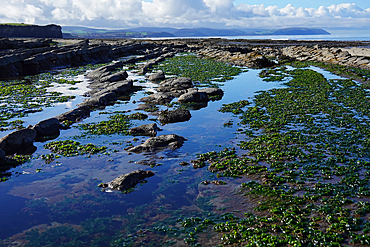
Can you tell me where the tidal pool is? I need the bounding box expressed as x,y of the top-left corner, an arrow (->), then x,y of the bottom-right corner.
1,58 -> 366,246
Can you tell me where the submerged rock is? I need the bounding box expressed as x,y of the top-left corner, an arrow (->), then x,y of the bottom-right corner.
125,134 -> 186,153
99,170 -> 155,191
129,123 -> 161,137
158,108 -> 191,124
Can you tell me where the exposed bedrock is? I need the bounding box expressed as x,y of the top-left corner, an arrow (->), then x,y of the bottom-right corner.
99,170 -> 155,191
125,134 -> 186,153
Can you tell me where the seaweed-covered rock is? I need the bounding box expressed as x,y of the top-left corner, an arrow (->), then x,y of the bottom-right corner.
129,123 -> 161,137
99,170 -> 154,191
158,109 -> 191,124
125,134 -> 186,153
0,128 -> 37,155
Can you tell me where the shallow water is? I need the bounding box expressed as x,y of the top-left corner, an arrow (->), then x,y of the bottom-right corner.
0,63 -> 345,245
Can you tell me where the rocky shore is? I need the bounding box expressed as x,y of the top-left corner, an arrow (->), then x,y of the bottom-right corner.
0,37 -> 369,163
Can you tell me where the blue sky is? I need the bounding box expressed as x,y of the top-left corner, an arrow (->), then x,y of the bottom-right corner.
0,0 -> 369,30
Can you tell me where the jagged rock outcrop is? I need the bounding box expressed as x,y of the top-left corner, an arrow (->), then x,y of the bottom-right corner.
99,170 -> 155,191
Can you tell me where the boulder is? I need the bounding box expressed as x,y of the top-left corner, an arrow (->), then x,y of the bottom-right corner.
198,88 -> 224,97
98,71 -> 128,83
78,91 -> 118,108
99,170 -> 155,191
129,123 -> 161,137
32,118 -> 61,141
0,128 -> 37,155
158,108 -> 192,124
147,70 -> 165,81
125,134 -> 186,153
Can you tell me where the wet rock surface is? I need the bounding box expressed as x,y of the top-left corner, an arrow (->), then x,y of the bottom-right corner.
99,170 -> 155,191
32,118 -> 61,141
125,134 -> 186,153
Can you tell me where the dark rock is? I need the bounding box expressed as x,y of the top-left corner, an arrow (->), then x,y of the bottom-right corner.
32,118 -> 61,141
99,170 -> 155,191
98,71 -> 128,83
78,91 -> 118,108
0,148 -> 5,161
158,109 -> 192,124
125,134 -> 186,153
129,123 -> 161,137
147,70 -> 165,81
0,128 -> 37,155
136,103 -> 158,112
0,24 -> 62,38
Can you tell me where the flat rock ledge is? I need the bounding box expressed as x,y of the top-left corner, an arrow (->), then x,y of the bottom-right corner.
125,134 -> 186,153
99,170 -> 155,191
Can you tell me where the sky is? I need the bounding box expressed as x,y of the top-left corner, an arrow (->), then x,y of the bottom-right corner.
0,0 -> 369,31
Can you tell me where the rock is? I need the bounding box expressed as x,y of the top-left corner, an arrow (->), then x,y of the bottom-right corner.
99,170 -> 155,191
129,123 -> 161,137
158,109 -> 192,124
198,88 -> 224,97
136,103 -> 158,112
32,118 -> 61,141
0,148 -> 5,161
55,106 -> 91,123
140,92 -> 176,105
157,77 -> 193,92
125,134 -> 186,153
0,128 -> 37,155
147,70 -> 165,81
178,91 -> 208,103
78,91 -> 118,108
98,71 -> 128,83
86,61 -> 124,79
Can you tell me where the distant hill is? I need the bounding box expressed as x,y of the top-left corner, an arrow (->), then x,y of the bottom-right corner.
62,26 -> 330,39
0,24 -> 62,38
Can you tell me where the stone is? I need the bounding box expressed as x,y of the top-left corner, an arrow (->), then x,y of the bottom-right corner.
157,77 -> 193,92
140,92 -> 176,105
158,109 -> 192,124
0,148 -> 5,161
86,61 -> 124,79
147,70 -> 165,81
0,128 -> 37,155
99,170 -> 155,191
32,118 -> 61,141
178,91 -> 208,103
198,88 -> 224,97
129,123 -> 161,137
125,134 -> 186,153
55,106 -> 91,123
98,71 -> 128,83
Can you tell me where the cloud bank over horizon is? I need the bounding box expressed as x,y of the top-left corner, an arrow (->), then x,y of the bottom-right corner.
0,0 -> 369,30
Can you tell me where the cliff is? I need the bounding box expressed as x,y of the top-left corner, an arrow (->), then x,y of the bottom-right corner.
0,24 -> 62,38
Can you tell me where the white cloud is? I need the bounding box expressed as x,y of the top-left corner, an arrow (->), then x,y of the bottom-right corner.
0,0 -> 369,29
